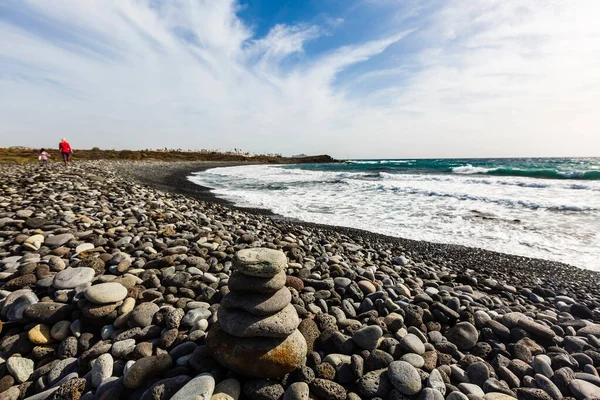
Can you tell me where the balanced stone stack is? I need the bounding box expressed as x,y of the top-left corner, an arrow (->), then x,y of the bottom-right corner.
207,248 -> 307,378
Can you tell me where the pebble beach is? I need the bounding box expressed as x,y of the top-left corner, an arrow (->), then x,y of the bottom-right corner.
1,160 -> 600,400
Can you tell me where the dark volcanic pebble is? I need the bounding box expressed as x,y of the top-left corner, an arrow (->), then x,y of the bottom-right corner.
310,378 -> 346,400
52,377 -> 87,400
0,161 -> 599,400
24,303 -> 73,324
243,379 -> 285,400
358,368 -> 394,397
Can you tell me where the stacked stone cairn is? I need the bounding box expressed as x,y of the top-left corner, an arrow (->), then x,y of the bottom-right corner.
3,162 -> 600,400
207,248 -> 307,378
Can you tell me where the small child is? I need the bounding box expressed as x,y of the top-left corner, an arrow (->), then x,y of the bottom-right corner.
39,149 -> 50,166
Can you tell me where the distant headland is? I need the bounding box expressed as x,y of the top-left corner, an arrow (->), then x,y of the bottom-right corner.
0,146 -> 338,164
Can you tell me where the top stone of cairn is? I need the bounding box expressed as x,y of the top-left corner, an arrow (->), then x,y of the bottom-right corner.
233,248 -> 287,278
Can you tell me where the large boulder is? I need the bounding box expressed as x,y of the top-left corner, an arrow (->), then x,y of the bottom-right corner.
206,323 -> 307,378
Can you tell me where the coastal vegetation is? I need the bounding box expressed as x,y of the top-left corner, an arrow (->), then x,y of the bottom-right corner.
0,147 -> 336,164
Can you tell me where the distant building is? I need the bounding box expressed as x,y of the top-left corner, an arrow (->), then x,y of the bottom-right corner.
293,154 -> 308,158
9,146 -> 32,150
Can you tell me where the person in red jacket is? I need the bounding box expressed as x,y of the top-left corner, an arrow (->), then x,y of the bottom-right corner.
59,138 -> 73,166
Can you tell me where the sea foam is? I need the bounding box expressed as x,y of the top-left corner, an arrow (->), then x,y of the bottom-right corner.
190,159 -> 600,270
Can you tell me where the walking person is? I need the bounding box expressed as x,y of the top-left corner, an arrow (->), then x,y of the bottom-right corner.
59,138 -> 73,166
38,149 -> 50,167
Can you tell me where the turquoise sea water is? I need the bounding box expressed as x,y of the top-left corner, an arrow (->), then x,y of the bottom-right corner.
190,158 -> 600,269
297,157 -> 600,180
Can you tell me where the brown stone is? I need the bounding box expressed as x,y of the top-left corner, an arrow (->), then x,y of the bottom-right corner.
78,256 -> 106,276
52,247 -> 71,257
32,345 -> 56,359
133,342 -> 153,359
127,285 -> 144,300
0,375 -> 14,393
286,276 -> 304,291
5,274 -> 37,290
81,301 -> 121,319
24,302 -> 73,324
161,227 -> 176,236
19,263 -> 37,275
116,260 -> 130,273
298,318 -> 320,353
207,323 -> 307,378
516,337 -> 545,355
36,265 -> 52,279
357,280 -> 376,294
52,377 -> 86,400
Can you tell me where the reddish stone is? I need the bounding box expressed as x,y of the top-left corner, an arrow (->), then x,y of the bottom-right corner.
286,276 -> 304,291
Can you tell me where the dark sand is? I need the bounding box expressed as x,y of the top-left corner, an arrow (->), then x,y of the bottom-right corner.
123,161 -> 277,216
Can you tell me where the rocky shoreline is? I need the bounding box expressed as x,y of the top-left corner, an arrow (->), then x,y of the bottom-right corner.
0,160 -> 599,400
122,161 -> 600,293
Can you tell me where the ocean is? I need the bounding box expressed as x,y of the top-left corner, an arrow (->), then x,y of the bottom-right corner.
189,158 -> 600,270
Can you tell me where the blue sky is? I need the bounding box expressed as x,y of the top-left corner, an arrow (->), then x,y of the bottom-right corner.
0,0 -> 599,158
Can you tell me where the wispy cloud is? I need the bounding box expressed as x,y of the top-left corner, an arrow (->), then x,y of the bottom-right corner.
0,0 -> 599,157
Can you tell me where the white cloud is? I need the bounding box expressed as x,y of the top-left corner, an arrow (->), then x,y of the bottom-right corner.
0,0 -> 599,157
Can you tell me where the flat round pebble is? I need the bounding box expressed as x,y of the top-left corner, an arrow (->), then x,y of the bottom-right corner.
221,287 -> 292,315
85,282 -> 128,304
53,267 -> 95,289
399,333 -> 425,355
234,248 -> 287,277
388,361 -> 422,395
218,303 -> 300,338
